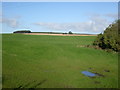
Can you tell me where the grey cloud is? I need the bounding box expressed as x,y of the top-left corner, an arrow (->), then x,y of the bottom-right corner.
105,13 -> 118,19
0,18 -> 2,23
0,11 -> 2,16
0,12 -> 1,33
1,17 -> 19,28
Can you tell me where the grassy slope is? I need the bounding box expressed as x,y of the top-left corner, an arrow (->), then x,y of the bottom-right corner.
2,34 -> 118,88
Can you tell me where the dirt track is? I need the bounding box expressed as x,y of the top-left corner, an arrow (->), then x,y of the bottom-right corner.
23,33 -> 97,36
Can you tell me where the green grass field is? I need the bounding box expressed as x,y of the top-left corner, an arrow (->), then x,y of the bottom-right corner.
0,34 -> 2,89
2,34 -> 118,88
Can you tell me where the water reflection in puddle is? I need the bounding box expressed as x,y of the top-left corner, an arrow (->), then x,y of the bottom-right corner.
81,71 -> 97,77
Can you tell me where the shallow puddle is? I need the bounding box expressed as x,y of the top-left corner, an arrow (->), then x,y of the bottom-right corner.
81,71 -> 97,77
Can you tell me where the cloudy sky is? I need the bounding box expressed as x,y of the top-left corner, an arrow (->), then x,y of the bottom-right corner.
1,2 -> 118,34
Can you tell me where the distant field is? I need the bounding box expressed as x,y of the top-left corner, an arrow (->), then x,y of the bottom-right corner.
2,34 -> 118,88
23,33 -> 97,36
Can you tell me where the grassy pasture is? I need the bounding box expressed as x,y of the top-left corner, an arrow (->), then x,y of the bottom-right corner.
2,34 -> 118,88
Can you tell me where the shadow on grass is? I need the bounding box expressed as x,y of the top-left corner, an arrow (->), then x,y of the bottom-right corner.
14,79 -> 47,89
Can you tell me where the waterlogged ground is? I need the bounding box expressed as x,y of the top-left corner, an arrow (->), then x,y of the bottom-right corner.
2,34 -> 118,88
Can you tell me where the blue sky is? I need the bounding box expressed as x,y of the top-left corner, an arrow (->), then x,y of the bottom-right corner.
1,2 -> 118,34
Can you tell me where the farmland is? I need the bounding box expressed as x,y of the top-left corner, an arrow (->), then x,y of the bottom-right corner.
2,34 -> 118,88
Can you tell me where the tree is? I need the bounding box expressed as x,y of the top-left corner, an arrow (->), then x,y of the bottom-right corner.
68,31 -> 73,34
93,20 -> 120,52
13,30 -> 31,33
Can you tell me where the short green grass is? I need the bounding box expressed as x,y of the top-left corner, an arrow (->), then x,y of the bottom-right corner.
2,34 -> 118,88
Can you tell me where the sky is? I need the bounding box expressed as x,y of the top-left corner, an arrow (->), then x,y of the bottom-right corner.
1,2 -> 118,34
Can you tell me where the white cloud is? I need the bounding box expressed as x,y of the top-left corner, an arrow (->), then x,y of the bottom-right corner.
33,15 -> 111,34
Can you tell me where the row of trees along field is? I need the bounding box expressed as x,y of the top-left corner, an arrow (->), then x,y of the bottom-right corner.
93,19 -> 120,52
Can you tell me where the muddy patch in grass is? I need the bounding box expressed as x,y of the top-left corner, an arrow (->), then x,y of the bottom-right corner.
94,72 -> 105,77
104,70 -> 110,72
